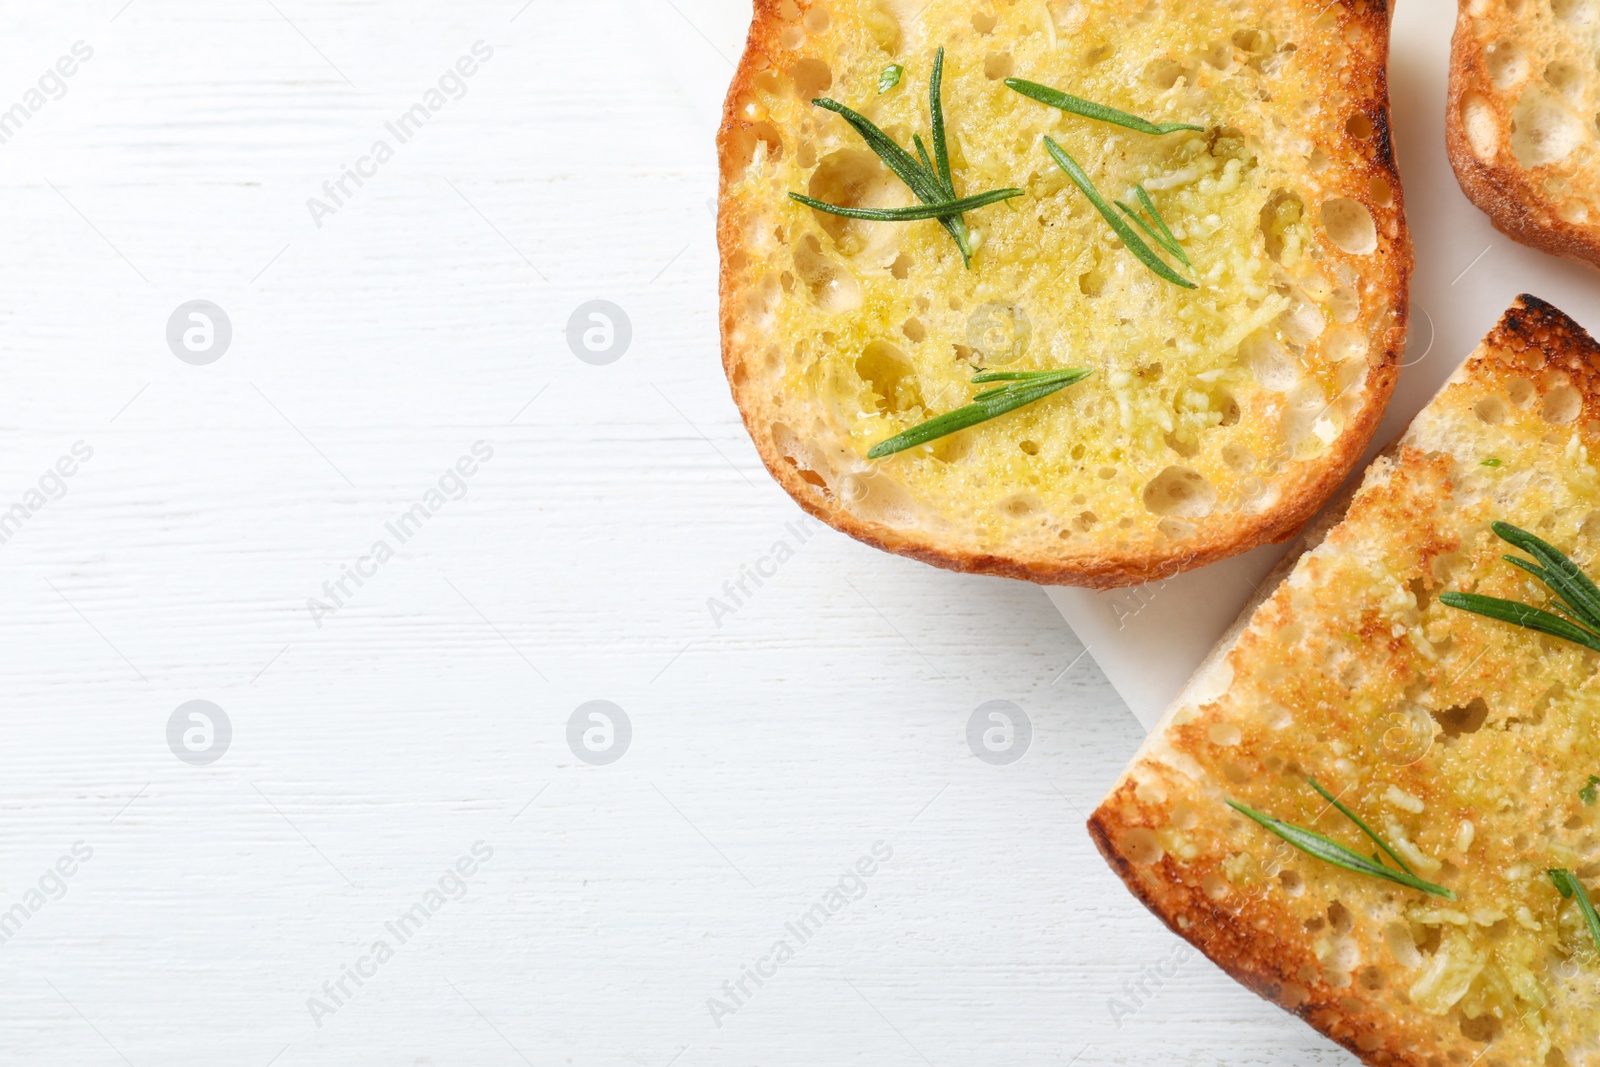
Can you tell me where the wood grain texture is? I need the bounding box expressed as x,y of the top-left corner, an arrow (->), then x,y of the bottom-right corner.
0,1 -> 1392,1064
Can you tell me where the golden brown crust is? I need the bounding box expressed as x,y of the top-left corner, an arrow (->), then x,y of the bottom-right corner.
1446,1 -> 1600,271
717,0 -> 1412,589
1091,295 -> 1600,1065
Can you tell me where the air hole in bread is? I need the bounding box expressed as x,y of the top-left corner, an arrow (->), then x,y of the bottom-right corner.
1506,376 -> 1536,407
1260,190 -> 1305,262
803,4 -> 829,33
1158,517 -> 1196,539
900,317 -> 924,342
1330,287 -> 1359,324
1511,87 -> 1583,166
1232,28 -> 1269,53
1544,60 -> 1584,99
1543,385 -> 1582,423
1432,697 -> 1489,739
1082,42 -> 1112,65
1460,93 -> 1499,160
1120,827 -> 1162,865
725,122 -> 784,182
1019,439 -> 1039,456
1144,466 -> 1217,518
856,340 -> 922,414
1369,174 -> 1394,208
780,25 -> 806,49
1222,443 -> 1255,472
889,253 -> 913,279
794,234 -> 862,313
971,10 -> 997,33
984,51 -> 1014,80
1199,41 -> 1231,69
1073,510 -> 1099,532
1201,871 -> 1230,901
1001,494 -> 1037,518
1475,395 -> 1509,425
788,57 -> 832,100
808,148 -> 906,253
1484,40 -> 1528,91
1321,197 -> 1378,254
1308,145 -> 1330,173
1345,113 -> 1374,139
1458,1012 -> 1500,1044
1144,57 -> 1188,90
1552,0 -> 1592,22
1241,329 -> 1300,391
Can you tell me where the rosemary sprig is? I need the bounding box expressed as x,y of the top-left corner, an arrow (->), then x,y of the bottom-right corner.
1307,777 -> 1415,876
1549,869 -> 1600,955
1115,185 -> 1191,268
793,49 -> 1023,268
1227,786 -> 1456,899
1581,775 -> 1600,805
788,188 -> 1025,221
867,367 -> 1091,459
1439,521 -> 1600,655
1481,457 -> 1502,468
878,64 -> 903,94
1043,138 -> 1196,289
1005,78 -> 1205,135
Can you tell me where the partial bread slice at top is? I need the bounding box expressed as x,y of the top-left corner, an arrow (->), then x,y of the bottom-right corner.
718,0 -> 1411,588
1090,295 -> 1600,1065
1448,0 -> 1600,270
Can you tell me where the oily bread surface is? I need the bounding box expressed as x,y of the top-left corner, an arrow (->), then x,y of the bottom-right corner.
1448,0 -> 1600,270
718,0 -> 1411,587
1092,296 -> 1600,1066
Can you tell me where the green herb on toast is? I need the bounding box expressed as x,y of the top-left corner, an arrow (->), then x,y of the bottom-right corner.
1227,780 -> 1455,899
1005,78 -> 1205,135
1440,521 -> 1600,655
791,48 -> 1022,268
867,368 -> 1092,459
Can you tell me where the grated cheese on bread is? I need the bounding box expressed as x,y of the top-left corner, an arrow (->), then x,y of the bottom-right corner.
718,0 -> 1412,587
1091,296 -> 1600,1065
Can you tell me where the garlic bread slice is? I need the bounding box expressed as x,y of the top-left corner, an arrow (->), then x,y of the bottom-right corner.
718,0 -> 1411,586
1092,296 -> 1600,1065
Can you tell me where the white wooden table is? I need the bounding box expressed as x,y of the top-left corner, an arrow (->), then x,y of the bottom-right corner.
0,0 -> 1479,1064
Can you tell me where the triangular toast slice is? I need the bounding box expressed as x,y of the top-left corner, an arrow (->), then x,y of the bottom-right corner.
1091,295 -> 1600,1065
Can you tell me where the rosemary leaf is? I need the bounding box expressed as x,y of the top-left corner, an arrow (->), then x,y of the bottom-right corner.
1494,521 -> 1600,628
1437,592 -> 1600,653
1549,869 -> 1600,955
867,368 -> 1091,459
1114,200 -> 1186,264
1005,77 -> 1205,135
930,48 -> 955,197
879,64 -> 904,94
1135,184 -> 1191,267
1043,137 -> 1196,289
803,48 -> 1012,269
1307,777 -> 1416,876
1481,457 -> 1502,467
1227,800 -> 1456,899
1436,521 -> 1600,653
788,188 -> 1023,221
1582,775 -> 1600,805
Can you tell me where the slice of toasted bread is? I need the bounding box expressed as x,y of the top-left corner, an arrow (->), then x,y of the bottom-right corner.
718,0 -> 1411,588
1447,0 -> 1600,269
1090,295 -> 1600,1065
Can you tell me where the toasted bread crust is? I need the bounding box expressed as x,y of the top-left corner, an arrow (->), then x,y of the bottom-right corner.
1091,295 -> 1600,1065
718,0 -> 1411,588
1446,1 -> 1600,271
